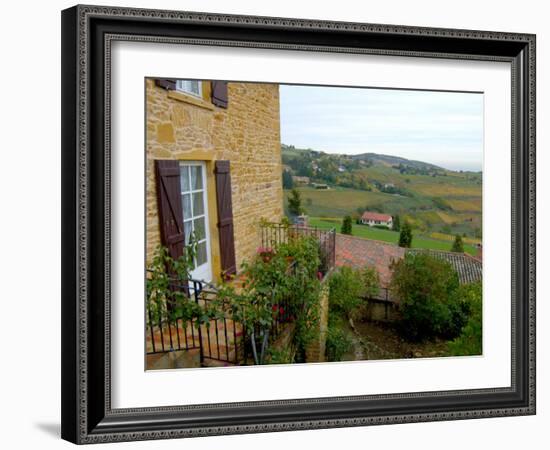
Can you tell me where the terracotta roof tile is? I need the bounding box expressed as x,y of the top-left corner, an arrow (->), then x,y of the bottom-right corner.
335,235 -> 404,287
335,235 -> 482,288
406,249 -> 482,285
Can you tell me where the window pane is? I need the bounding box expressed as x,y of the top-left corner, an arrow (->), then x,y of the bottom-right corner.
176,80 -> 201,97
184,220 -> 193,245
192,191 -> 204,216
180,166 -> 190,192
190,166 -> 203,190
188,81 -> 200,96
194,217 -> 206,241
196,241 -> 207,267
182,194 -> 192,219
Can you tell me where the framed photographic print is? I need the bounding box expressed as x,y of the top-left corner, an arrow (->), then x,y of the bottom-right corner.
61,4 -> 536,444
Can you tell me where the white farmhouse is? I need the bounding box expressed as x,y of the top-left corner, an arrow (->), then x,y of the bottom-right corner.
361,211 -> 393,229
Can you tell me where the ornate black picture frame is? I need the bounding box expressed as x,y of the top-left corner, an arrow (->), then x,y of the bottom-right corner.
61,4 -> 536,444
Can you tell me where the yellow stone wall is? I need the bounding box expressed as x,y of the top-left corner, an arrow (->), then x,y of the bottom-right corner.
305,279 -> 330,363
146,79 -> 283,281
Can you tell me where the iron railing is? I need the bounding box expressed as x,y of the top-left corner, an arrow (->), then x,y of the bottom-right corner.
372,287 -> 393,303
146,222 -> 335,366
146,277 -> 243,365
146,275 -> 295,366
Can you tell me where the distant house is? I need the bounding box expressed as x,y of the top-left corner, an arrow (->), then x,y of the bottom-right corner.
294,214 -> 309,227
338,165 -> 346,172
292,175 -> 310,185
312,183 -> 330,190
361,211 -> 393,229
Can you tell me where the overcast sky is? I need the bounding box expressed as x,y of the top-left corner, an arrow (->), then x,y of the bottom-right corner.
279,84 -> 483,171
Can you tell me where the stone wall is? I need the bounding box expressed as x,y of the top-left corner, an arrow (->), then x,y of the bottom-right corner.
305,278 -> 330,363
146,80 -> 283,281
363,300 -> 401,323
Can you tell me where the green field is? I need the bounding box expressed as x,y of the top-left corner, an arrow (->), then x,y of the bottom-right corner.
285,186 -> 429,218
282,145 -> 482,241
308,217 -> 477,255
284,184 -> 481,237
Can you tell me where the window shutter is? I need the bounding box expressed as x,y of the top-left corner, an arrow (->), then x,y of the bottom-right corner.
155,160 -> 185,261
214,161 -> 236,278
154,79 -> 177,91
211,81 -> 228,108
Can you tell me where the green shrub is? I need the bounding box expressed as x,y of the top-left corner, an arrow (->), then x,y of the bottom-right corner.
328,266 -> 380,323
267,346 -> 295,365
288,188 -> 304,216
362,266 -> 380,299
276,235 -> 322,360
219,233 -> 322,364
448,282 -> 482,355
341,215 -> 353,235
451,234 -> 465,253
328,267 -> 364,316
398,222 -> 413,248
390,253 -> 463,341
373,224 -> 390,230
326,316 -> 353,362
393,214 -> 401,232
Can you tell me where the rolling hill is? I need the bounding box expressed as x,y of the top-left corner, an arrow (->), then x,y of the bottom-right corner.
281,144 -> 482,241
351,152 -> 443,171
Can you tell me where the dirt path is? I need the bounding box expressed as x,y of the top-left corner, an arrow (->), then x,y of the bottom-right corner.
351,320 -> 451,360
347,320 -> 365,360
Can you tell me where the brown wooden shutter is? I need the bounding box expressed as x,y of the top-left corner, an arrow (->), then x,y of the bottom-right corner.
155,160 -> 185,261
211,81 -> 228,108
155,79 -> 177,90
214,161 -> 236,278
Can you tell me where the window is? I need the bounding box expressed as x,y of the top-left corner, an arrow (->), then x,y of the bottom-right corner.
175,80 -> 202,98
180,162 -> 212,282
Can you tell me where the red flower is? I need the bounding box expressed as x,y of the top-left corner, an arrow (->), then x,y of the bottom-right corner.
279,307 -> 284,315
317,271 -> 323,280
272,305 -> 278,312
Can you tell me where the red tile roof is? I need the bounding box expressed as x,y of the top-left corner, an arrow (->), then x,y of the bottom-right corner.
335,235 -> 482,288
335,234 -> 404,287
361,211 -> 393,222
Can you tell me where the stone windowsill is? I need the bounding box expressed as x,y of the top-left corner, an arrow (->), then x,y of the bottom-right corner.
167,90 -> 215,111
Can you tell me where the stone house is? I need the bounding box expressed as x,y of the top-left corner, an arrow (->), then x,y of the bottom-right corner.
146,79 -> 283,283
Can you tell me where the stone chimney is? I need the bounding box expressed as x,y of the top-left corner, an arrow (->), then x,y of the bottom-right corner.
475,243 -> 483,261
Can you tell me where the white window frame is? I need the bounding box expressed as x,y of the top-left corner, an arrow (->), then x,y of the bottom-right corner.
175,80 -> 202,98
179,161 -> 212,283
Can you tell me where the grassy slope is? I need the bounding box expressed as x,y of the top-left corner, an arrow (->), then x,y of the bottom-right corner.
283,147 -> 482,247
285,172 -> 481,236
308,217 -> 477,255
287,186 -> 428,218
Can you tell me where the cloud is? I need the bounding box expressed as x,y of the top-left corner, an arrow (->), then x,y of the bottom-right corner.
280,84 -> 483,171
